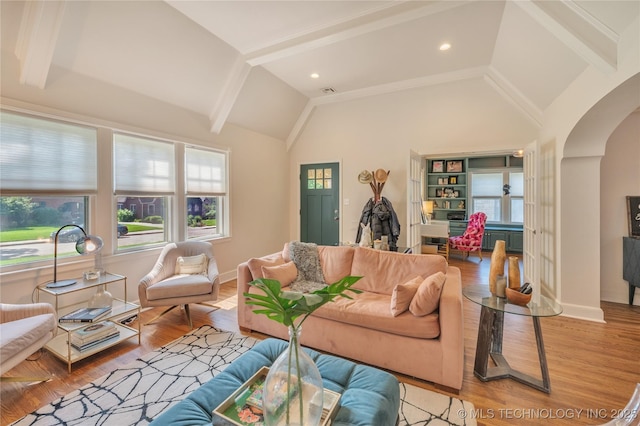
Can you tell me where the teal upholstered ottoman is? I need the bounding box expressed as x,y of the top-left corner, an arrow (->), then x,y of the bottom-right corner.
150,338 -> 400,426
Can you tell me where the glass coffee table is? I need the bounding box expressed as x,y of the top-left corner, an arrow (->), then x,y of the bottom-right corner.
463,285 -> 562,393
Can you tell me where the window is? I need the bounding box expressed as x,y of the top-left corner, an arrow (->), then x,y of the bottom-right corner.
470,171 -> 523,223
0,111 -> 97,268
113,133 -> 174,250
185,146 -> 228,239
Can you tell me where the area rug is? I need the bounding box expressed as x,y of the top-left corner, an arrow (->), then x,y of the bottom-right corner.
12,325 -> 475,426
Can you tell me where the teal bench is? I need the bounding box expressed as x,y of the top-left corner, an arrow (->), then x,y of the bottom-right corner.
150,338 -> 400,426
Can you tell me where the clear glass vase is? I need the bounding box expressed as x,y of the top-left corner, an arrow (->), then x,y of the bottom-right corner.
88,285 -> 113,309
263,326 -> 323,426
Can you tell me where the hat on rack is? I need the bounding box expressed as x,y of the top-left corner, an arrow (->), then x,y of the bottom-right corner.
374,169 -> 388,183
358,170 -> 373,184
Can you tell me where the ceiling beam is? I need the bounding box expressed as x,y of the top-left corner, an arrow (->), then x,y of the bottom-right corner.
245,1 -> 470,66
485,67 -> 543,127
15,0 -> 66,89
515,0 -> 618,74
209,57 -> 252,134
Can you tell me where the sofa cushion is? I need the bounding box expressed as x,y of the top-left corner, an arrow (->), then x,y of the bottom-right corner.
175,254 -> 207,275
390,275 -> 423,317
318,245 -> 355,284
261,261 -> 298,287
314,292 -> 440,339
247,255 -> 284,279
409,272 -> 446,316
350,247 -> 448,295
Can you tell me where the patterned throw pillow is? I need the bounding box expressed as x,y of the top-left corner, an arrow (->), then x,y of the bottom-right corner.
175,254 -> 208,275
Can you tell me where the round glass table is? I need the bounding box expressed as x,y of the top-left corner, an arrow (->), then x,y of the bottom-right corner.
463,285 -> 562,393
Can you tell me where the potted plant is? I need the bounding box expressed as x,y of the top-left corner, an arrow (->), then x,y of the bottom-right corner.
244,276 -> 362,425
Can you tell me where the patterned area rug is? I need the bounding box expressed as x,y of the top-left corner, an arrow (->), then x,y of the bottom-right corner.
12,325 -> 475,426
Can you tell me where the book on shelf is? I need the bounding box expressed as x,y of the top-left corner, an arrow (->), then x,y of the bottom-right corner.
59,307 -> 112,323
71,331 -> 120,352
70,321 -> 117,345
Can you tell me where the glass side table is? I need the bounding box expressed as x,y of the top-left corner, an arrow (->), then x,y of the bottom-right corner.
463,285 -> 562,393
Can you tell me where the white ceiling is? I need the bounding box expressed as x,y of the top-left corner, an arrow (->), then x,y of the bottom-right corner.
3,0 -> 639,141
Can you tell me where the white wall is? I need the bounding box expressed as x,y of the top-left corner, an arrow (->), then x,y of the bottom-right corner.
288,78 -> 539,245
0,61 -> 291,305
600,110 -> 640,305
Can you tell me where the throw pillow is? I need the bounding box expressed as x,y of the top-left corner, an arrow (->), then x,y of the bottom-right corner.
409,272 -> 446,316
175,254 -> 207,275
247,256 -> 285,279
390,275 -> 424,317
262,262 -> 298,287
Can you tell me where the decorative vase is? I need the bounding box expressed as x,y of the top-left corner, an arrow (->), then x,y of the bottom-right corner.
88,285 -> 113,309
489,240 -> 507,295
263,326 -> 323,426
508,256 -> 521,289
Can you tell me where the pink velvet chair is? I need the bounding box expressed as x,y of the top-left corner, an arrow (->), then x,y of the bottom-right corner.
449,212 -> 487,260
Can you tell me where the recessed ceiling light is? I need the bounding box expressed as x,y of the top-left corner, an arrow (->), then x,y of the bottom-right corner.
310,73 -> 320,79
439,43 -> 451,51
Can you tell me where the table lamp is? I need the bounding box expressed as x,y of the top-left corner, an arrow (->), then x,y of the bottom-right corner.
423,200 -> 434,223
48,224 -> 104,288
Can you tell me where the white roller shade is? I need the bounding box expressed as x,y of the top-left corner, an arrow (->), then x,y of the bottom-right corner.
0,111 -> 97,192
114,133 -> 175,194
185,146 -> 227,195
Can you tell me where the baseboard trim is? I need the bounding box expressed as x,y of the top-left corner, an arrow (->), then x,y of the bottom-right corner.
560,303 -> 605,323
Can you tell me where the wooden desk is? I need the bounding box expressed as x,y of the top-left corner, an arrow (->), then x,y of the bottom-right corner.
421,221 -> 450,260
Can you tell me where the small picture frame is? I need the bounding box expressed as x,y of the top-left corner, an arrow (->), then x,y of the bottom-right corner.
437,177 -> 446,185
446,160 -> 463,173
436,188 -> 443,197
449,176 -> 457,184
627,196 -> 640,238
432,161 -> 444,173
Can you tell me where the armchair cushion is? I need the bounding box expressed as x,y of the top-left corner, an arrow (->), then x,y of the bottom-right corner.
146,274 -> 214,301
0,303 -> 56,375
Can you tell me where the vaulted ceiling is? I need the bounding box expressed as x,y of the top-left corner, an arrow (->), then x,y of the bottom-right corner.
3,0 -> 639,144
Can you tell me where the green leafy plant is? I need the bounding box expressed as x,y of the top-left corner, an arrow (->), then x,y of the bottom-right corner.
244,276 -> 362,329
244,276 -> 362,424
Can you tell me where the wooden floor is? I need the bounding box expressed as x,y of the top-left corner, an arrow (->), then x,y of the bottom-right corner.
2,254 -> 640,426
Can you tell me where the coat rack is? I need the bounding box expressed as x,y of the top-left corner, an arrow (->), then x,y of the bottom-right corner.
358,169 -> 390,202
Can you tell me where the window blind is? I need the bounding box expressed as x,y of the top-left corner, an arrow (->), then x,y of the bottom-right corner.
113,133 -> 175,194
185,146 -> 227,195
0,111 -> 97,192
471,173 -> 503,196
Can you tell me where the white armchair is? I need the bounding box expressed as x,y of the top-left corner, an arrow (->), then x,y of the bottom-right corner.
138,241 -> 220,328
0,302 -> 57,381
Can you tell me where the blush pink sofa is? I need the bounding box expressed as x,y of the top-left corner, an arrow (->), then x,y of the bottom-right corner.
237,245 -> 464,391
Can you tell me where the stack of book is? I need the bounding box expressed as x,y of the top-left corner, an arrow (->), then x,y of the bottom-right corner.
70,321 -> 120,351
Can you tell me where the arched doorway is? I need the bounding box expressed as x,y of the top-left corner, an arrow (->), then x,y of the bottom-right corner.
560,73 -> 640,321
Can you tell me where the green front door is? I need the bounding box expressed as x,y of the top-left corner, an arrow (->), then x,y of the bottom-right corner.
300,163 -> 339,246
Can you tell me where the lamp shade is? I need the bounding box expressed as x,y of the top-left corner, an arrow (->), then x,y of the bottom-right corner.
423,200 -> 434,215
76,234 -> 104,255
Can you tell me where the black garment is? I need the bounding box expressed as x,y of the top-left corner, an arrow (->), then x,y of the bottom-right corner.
355,197 -> 401,249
